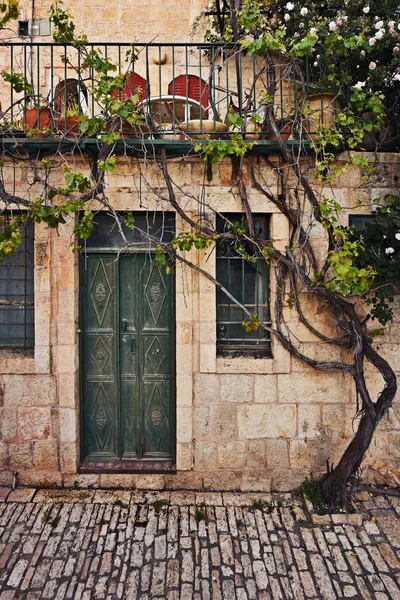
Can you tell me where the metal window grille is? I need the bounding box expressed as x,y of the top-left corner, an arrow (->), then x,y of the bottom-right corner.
0,218 -> 34,349
216,214 -> 271,357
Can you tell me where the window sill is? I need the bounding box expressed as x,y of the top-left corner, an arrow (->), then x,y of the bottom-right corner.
0,348 -> 35,373
216,354 -> 274,374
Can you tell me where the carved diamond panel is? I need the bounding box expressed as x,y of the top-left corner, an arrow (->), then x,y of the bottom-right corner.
91,384 -> 113,451
145,385 -> 168,451
144,265 -> 167,326
90,260 -> 112,326
144,336 -> 167,374
90,337 -> 111,373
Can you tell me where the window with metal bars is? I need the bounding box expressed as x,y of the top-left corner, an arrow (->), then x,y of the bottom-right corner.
216,214 -> 271,357
0,217 -> 34,349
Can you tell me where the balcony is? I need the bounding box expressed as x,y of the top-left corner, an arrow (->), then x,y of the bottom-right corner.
0,42 -> 398,157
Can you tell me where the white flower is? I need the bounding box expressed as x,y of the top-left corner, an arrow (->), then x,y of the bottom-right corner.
398,23 -> 400,30
375,29 -> 385,39
395,233 -> 400,240
300,7 -> 308,16
388,20 -> 395,28
286,2 -> 295,10
313,61 -> 318,66
354,81 -> 366,89
393,73 -> 400,81
375,20 -> 384,29
284,13 -> 291,21
310,27 -> 317,34
385,247 -> 395,254
343,15 -> 348,22
363,5 -> 370,13
369,37 -> 376,46
329,21 -> 338,31
369,61 -> 376,70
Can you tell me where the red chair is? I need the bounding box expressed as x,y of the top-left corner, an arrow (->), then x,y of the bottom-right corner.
112,72 -> 148,102
168,75 -> 208,114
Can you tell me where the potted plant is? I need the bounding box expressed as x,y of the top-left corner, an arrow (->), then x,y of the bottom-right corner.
57,98 -> 81,136
22,99 -> 52,138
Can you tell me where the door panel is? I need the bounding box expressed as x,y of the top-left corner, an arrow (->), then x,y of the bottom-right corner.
83,255 -> 119,460
81,251 -> 175,466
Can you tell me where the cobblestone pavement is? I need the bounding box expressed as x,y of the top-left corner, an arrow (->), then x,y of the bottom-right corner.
0,488 -> 400,599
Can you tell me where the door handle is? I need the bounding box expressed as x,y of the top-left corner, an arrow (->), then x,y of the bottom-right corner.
131,338 -> 136,354
122,318 -> 128,331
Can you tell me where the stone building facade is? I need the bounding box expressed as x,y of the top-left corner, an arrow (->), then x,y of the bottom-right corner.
0,0 -> 399,491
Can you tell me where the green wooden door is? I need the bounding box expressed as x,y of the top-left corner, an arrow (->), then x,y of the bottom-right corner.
81,252 -> 175,467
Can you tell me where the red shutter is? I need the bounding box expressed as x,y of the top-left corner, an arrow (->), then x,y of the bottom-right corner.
168,75 -> 208,111
112,72 -> 147,102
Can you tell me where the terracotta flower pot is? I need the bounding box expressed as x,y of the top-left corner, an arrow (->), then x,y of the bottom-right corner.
23,107 -> 51,137
58,116 -> 80,136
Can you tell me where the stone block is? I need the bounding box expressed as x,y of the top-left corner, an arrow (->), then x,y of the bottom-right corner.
7,488 -> 36,502
176,373 -> 193,408
265,439 -> 289,472
164,472 -> 204,490
322,405 -> 345,438
220,374 -> 253,404
135,475 -> 165,490
63,474 -> 99,488
238,404 -> 296,439
33,441 -> 58,470
93,490 -> 132,504
254,375 -> 277,403
194,406 -> 210,438
199,344 -> 216,373
177,407 -> 192,444
203,471 -> 239,491
58,374 -> 78,408
18,408 -> 52,441
194,441 -> 217,469
17,470 -> 62,488
212,405 -> 237,439
57,345 -> 78,374
194,374 -> 219,405
9,443 -> 33,469
247,440 -> 266,468
58,408 -> 78,443
0,408 -> 17,442
290,440 -> 311,469
218,441 -> 247,469
176,443 -> 192,471
2,376 -> 31,406
278,372 -> 351,403
0,443 -> 9,469
0,487 -> 10,502
0,472 -> 13,488
60,443 -> 78,473
31,375 -> 56,406
100,474 -> 135,489
298,404 -> 322,439
241,470 -> 272,492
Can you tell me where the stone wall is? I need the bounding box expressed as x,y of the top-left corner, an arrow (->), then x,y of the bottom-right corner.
0,150 -> 399,491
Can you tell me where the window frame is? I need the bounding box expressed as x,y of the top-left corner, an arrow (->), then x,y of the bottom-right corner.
216,213 -> 271,358
0,216 -> 35,350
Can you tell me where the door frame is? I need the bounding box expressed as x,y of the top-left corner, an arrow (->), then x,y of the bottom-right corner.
78,247 -> 176,473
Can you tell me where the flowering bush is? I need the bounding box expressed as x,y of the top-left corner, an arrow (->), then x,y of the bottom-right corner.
351,194 -> 400,325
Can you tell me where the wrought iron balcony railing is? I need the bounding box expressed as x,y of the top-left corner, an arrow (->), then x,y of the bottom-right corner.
0,42 -> 398,151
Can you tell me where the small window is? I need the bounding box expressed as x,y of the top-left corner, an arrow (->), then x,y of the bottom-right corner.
349,214 -> 377,235
216,214 -> 271,357
0,217 -> 34,349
